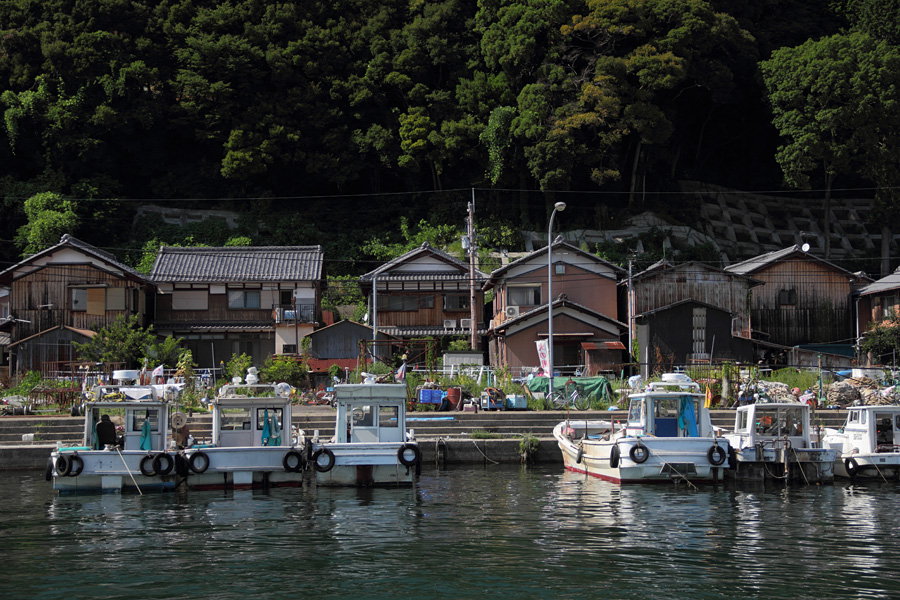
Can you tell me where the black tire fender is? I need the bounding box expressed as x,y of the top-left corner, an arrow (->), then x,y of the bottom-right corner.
55,454 -> 72,477
68,453 -> 85,477
629,443 -> 649,464
153,452 -> 174,476
609,444 -> 620,469
576,445 -> 584,464
189,451 -> 210,474
313,448 -> 336,473
45,458 -> 54,481
398,443 -> 421,467
139,454 -> 156,477
728,446 -> 737,470
708,445 -> 727,466
845,457 -> 860,479
282,450 -> 304,473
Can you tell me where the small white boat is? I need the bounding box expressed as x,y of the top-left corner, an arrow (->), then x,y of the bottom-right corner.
554,373 -> 730,484
823,405 -> 900,480
48,385 -> 179,494
182,383 -> 309,490
722,402 -> 835,483
312,383 -> 420,486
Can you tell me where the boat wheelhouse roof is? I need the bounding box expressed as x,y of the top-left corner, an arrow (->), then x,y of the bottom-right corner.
334,383 -> 408,403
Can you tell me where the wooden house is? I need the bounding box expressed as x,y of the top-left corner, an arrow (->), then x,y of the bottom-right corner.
303,319 -> 394,377
0,235 -> 150,375
483,240 -> 626,375
358,243 -> 488,351
628,260 -> 761,372
855,268 -> 900,364
149,245 -> 325,368
726,245 -> 869,350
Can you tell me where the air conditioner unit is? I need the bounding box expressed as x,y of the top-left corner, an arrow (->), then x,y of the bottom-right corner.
460,318 -> 472,329
505,306 -> 520,318
443,319 -> 457,329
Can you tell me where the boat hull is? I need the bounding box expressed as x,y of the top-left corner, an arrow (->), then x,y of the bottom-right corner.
182,446 -> 308,490
728,447 -> 835,483
554,422 -> 728,484
313,443 -> 419,487
833,452 -> 900,480
50,450 -> 179,494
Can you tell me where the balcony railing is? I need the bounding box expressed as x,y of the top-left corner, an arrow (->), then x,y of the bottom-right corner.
274,304 -> 316,323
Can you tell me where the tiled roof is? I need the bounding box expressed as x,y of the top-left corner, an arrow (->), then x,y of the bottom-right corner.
152,321 -> 274,332
0,234 -> 143,284
376,325 -> 488,337
859,267 -> 900,296
490,296 -> 626,333
726,245 -> 862,279
149,246 -> 323,283
483,239 -> 624,289
360,242 -> 487,283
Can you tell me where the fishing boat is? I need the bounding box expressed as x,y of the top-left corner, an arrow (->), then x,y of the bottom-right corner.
311,382 -> 421,486
48,384 -> 180,493
554,373 -> 730,484
722,402 -> 835,483
182,383 -> 309,490
823,404 -> 900,480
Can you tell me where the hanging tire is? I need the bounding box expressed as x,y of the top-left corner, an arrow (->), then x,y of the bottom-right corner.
68,454 -> 85,477
153,452 -> 174,476
398,443 -> 421,467
187,451 -> 209,474
140,455 -> 156,477
629,443 -> 649,464
313,448 -> 335,472
576,445 -> 584,464
45,458 -> 54,481
845,457 -> 860,479
707,445 -> 727,466
728,446 -> 737,470
174,453 -> 190,477
283,450 -> 304,472
55,454 -> 72,477
609,445 -> 620,468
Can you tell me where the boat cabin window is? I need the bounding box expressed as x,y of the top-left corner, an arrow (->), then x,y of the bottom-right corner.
627,399 -> 645,425
131,409 -> 159,432
379,405 -> 399,428
256,408 -> 283,430
754,407 -> 802,437
221,408 -> 251,430
352,405 -> 374,427
737,410 -> 750,432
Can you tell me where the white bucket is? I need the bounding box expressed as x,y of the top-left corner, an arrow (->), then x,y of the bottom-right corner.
22,433 -> 34,442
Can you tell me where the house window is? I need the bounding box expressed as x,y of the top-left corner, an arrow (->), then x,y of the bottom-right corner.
443,294 -> 469,311
1,304 -> 7,319
72,288 -> 87,312
377,295 -> 419,311
507,285 -> 541,307
173,290 -> 209,311
777,289 -> 797,307
282,344 -> 297,354
106,288 -> 126,311
229,290 -> 261,309
280,290 -> 294,307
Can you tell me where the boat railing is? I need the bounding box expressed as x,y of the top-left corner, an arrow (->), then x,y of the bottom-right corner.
646,381 -> 701,393
89,384 -> 160,402
217,383 -> 287,399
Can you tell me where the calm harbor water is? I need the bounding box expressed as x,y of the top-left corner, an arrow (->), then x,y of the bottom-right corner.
2,465 -> 899,600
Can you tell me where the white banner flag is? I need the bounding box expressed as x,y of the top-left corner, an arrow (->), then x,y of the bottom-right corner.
535,339 -> 550,376
151,364 -> 164,379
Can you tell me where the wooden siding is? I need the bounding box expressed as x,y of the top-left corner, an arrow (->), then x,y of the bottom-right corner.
156,293 -> 277,323
11,326 -> 92,373
633,270 -> 751,335
9,264 -> 144,342
748,259 -> 853,346
373,292 -> 484,328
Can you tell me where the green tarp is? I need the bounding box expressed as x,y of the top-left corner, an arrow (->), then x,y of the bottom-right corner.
526,376 -> 613,401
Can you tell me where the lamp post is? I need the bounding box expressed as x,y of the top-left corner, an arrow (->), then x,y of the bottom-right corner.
547,201 -> 566,399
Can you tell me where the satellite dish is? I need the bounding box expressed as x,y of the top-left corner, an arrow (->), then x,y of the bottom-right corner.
801,243 -> 810,252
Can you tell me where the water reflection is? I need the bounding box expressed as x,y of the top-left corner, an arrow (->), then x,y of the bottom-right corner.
4,467 -> 900,599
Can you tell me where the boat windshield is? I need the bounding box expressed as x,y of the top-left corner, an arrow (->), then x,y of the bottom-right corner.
754,406 -> 803,437
628,399 -> 644,425
131,409 -> 159,432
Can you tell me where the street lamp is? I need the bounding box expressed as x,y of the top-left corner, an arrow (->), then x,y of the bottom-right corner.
547,201 -> 566,399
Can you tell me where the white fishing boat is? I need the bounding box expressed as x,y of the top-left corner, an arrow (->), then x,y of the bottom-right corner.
182,383 -> 309,490
722,402 -> 835,483
823,405 -> 900,480
311,383 -> 420,486
48,384 -> 180,494
554,373 -> 730,484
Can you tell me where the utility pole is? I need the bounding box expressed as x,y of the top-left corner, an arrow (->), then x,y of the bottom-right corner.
468,190 -> 477,350
628,251 -> 635,375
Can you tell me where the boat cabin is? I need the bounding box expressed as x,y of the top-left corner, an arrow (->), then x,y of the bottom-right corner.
731,403 -> 811,448
841,406 -> 900,453
332,384 -> 408,444
211,384 -> 293,448
624,377 -> 713,438
85,385 -> 169,452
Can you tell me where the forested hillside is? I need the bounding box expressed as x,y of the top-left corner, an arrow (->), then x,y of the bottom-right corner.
1,0 -> 897,276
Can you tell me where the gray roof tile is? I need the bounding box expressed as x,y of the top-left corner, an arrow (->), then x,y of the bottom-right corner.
149,246 -> 324,283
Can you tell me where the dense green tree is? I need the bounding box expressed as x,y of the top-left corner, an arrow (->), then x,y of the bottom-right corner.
15,192 -> 80,256
761,31 -> 900,259
73,315 -> 156,368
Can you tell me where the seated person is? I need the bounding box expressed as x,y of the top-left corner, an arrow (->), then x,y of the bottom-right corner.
96,414 -> 118,447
